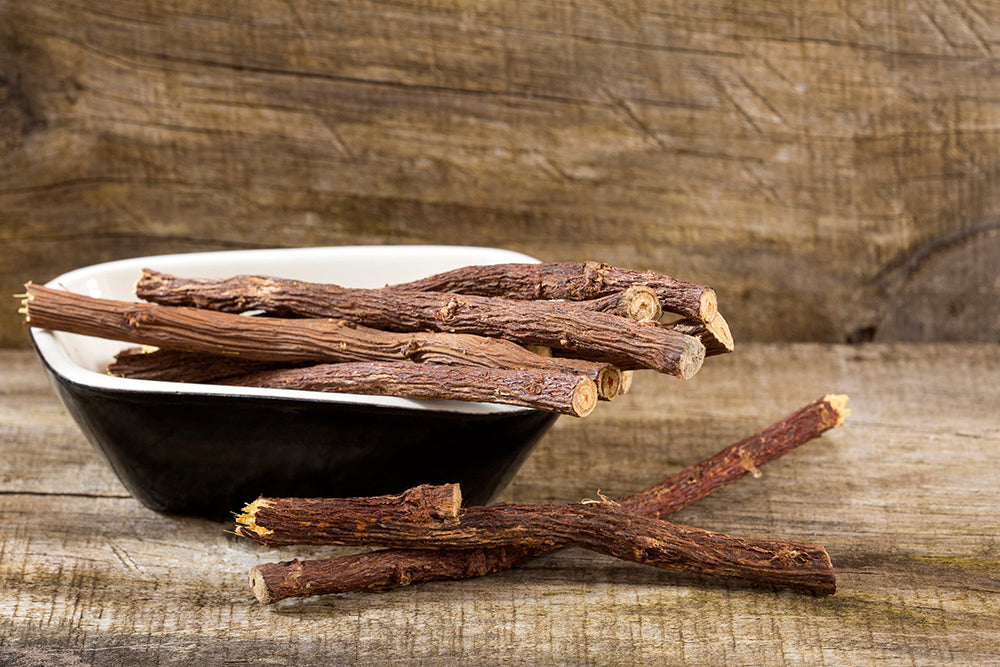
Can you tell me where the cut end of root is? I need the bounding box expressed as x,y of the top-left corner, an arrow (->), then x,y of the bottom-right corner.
446,483 -> 463,518
823,394 -> 851,427
596,366 -> 624,400
250,567 -> 276,604
814,547 -> 837,596
621,286 -> 662,322
409,482 -> 463,520
235,498 -> 274,537
572,377 -> 599,417
699,288 -> 718,324
705,312 -> 734,353
618,370 -> 634,396
676,338 -> 706,380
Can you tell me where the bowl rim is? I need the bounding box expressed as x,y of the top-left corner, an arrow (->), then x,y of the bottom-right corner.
29,245 -> 543,415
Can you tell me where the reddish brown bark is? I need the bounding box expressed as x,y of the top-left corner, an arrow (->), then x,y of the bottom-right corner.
389,261 -> 718,323
113,347 -> 623,404
223,360 -> 598,416
24,284 -> 620,401
107,347 -> 297,382
239,489 -> 835,596
249,395 -> 849,602
135,270 -> 706,379
572,286 -> 663,323
239,484 -> 463,539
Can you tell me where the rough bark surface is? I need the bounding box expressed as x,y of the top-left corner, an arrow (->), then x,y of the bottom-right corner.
108,347 -> 299,383
110,346 -> 623,402
249,394 -> 848,601
238,491 -> 836,595
135,270 -> 706,378
391,262 -> 716,322
224,360 -> 598,416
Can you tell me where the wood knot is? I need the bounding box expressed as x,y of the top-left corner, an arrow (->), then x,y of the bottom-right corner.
123,305 -> 157,327
523,373 -> 545,395
771,547 -> 804,564
391,564 -> 413,586
0,71 -> 48,157
281,558 -> 304,583
436,298 -> 460,320
579,261 -> 609,296
739,449 -> 761,478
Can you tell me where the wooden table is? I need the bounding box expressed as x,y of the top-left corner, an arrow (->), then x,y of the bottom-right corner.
2,344 -> 998,665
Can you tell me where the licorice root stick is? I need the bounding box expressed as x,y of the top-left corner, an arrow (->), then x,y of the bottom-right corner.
224,360 -> 598,416
109,346 -> 622,402
247,394 -> 849,603
238,493 -> 836,596
107,347 -> 297,383
23,284 -> 621,401
572,286 -> 662,323
390,261 -> 718,323
135,270 -> 706,379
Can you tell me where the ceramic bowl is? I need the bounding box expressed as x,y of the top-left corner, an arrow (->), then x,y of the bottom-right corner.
29,246 -> 558,519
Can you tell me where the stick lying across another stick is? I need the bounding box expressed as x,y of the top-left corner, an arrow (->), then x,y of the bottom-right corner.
223,360 -> 598,416
239,484 -> 464,530
247,394 -> 849,603
237,486 -> 836,596
108,347 -> 298,384
135,270 -> 706,379
389,261 -> 718,324
108,347 -> 623,402
23,284 -> 621,404
572,285 -> 663,323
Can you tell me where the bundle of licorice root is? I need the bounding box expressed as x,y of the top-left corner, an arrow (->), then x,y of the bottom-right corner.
233,395 -> 848,604
18,262 -> 846,603
20,261 -> 734,417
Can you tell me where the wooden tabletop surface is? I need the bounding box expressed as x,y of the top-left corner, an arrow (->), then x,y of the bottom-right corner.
2,343 -> 998,665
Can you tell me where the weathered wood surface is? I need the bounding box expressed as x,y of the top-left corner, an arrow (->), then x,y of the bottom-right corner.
2,343 -> 998,665
3,1 -> 1000,347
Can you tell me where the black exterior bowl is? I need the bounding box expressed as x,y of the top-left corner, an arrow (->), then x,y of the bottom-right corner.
36,347 -> 556,519
29,246 -> 558,519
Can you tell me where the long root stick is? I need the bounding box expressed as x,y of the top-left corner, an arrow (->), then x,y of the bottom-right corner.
247,394 -> 849,602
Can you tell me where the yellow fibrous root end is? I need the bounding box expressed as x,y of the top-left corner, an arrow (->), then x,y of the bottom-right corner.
824,394 -> 851,427
235,498 -> 274,537
16,283 -> 34,322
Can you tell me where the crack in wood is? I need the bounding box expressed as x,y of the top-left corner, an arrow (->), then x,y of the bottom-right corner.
873,217 -> 1000,292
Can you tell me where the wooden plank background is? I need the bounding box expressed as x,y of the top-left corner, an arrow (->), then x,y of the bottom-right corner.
2,343 -> 999,664
3,0 -> 1000,346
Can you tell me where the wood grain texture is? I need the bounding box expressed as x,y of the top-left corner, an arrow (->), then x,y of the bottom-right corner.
3,1 -> 1000,347
2,344 -> 998,664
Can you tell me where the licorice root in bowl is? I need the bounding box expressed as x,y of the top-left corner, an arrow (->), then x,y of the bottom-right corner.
28,246 -> 559,519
